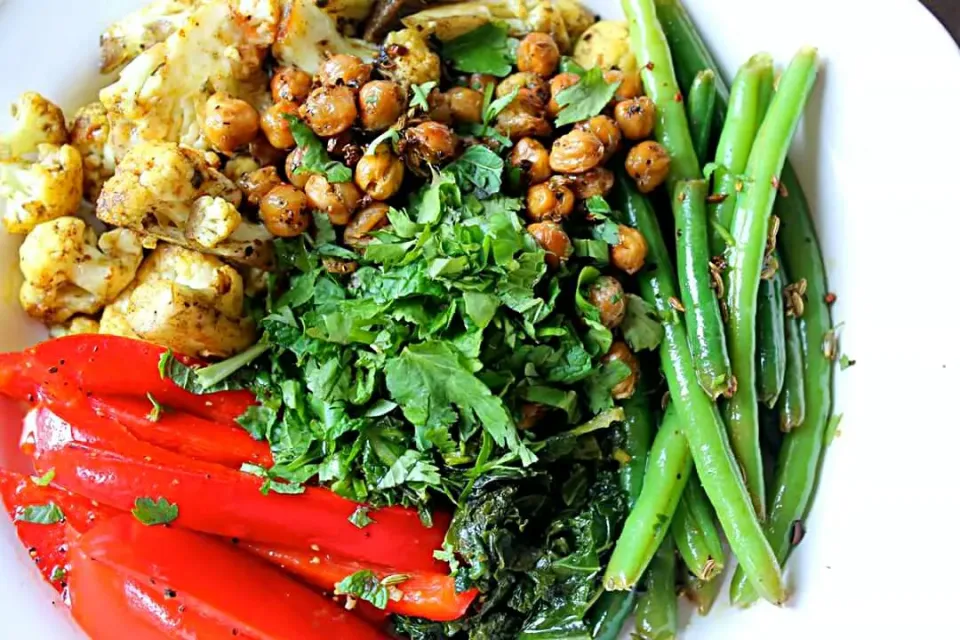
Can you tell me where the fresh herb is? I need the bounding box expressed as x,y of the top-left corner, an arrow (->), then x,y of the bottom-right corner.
457,84 -> 517,148
16,502 -> 64,525
283,115 -> 352,182
621,294 -> 665,352
574,267 -> 613,356
825,413 -> 844,445
49,566 -> 66,582
839,354 -> 856,370
159,344 -> 267,394
441,22 -> 515,77
349,505 -> 375,528
554,67 -> 621,127
30,469 -> 55,487
446,145 -> 504,197
559,56 -> 587,76
335,570 -> 409,609
410,81 -> 437,112
585,195 -> 613,216
241,463 -> 307,495
366,128 -> 400,156
146,392 -> 164,422
131,497 -> 178,526
572,238 -> 610,264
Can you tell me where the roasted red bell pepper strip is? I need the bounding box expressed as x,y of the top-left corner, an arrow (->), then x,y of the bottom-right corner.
242,542 -> 476,621
33,403 -> 450,573
76,517 -> 390,639
0,335 -> 255,423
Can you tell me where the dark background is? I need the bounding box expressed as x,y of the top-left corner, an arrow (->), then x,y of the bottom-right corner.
923,0 -> 960,42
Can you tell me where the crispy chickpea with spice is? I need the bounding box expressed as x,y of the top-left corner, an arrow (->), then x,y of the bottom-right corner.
317,54 -> 372,92
509,138 -> 551,186
270,67 -> 312,104
550,130 -> 605,174
359,81 -> 406,132
354,148 -> 405,200
626,140 -> 671,193
526,182 -> 575,222
203,93 -> 260,154
615,97 -> 656,141
305,175 -> 361,226
261,101 -> 299,149
344,202 -> 390,247
527,221 -> 572,269
259,184 -> 310,237
300,86 -> 358,137
516,33 -> 560,78
588,276 -> 626,328
612,224 -> 649,274
603,341 -> 640,399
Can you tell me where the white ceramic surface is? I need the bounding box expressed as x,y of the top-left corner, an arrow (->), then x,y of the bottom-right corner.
1,1 -> 959,638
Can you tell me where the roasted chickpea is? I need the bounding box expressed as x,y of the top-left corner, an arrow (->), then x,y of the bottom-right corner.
496,102 -> 552,140
223,155 -> 260,182
588,275 -> 626,328
615,97 -> 656,141
550,130 -> 604,174
260,184 -> 310,237
526,182 -> 575,222
567,167 -> 614,200
469,73 -> 497,94
359,81 -> 406,132
270,66 -> 312,103
497,72 -> 549,108
344,202 -> 390,247
305,174 -> 362,225
448,87 -> 484,124
238,166 -> 283,205
300,86 -> 357,137
317,54 -> 372,91
354,149 -> 405,200
527,221 -> 572,269
261,101 -> 299,149
612,224 -> 649,274
625,140 -> 671,193
322,257 -> 358,275
401,121 -> 459,175
516,33 -> 560,77
603,341 -> 639,399
284,148 -> 311,188
427,89 -> 453,124
547,73 -> 579,118
576,115 -> 621,163
203,93 -> 260,154
250,135 -> 287,167
604,69 -> 642,101
509,138 -> 551,186
518,403 -> 548,430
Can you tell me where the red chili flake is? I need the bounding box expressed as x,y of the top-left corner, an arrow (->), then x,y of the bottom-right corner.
706,193 -> 728,204
778,182 -> 790,197
824,292 -> 837,305
645,61 -> 655,70
790,520 -> 806,546
674,92 -> 683,103
771,176 -> 780,189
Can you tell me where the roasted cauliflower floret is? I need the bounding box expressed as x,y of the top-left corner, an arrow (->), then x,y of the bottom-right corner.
100,243 -> 256,358
0,92 -> 69,161
573,20 -> 638,77
69,103 -> 115,202
273,0 -> 378,73
50,316 -> 101,337
0,143 -> 84,233
556,0 -> 596,41
97,141 -> 273,266
380,29 -> 441,87
99,0 -> 203,73
18,217 -> 143,324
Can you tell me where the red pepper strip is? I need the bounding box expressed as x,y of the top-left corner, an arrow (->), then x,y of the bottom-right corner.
0,335 -> 255,423
242,542 -> 477,621
0,469 -> 120,592
76,517 -> 390,639
33,403 -> 450,573
89,395 -> 273,469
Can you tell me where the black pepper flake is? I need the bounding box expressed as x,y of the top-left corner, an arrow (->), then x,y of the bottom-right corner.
164,588 -> 177,599
48,366 -> 59,374
231,537 -> 240,544
790,519 -> 806,546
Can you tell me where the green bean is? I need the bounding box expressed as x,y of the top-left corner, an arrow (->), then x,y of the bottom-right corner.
709,54 -> 774,256
723,47 -> 820,519
756,265 -> 786,408
686,69 -> 717,164
635,539 -> 678,640
612,176 -> 785,605
671,475 -> 725,580
779,285 -> 806,432
589,590 -> 640,640
683,570 -> 723,616
603,405 -> 691,590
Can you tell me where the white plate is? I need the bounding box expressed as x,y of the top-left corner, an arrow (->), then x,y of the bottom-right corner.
1,1 -> 959,638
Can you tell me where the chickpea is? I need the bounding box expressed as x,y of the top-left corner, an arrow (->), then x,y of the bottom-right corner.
238,166 -> 283,205
526,182 -> 575,222
250,135 -> 287,167
615,97 -> 656,141
344,202 -> 390,247
547,73 -> 580,118
300,86 -> 358,138
448,87 -> 484,124
625,140 -> 671,193
527,221 -> 572,269
270,66 -> 312,103
612,224 -> 649,274
469,73 -> 497,94
261,101 -> 299,149
516,33 -> 560,77
497,73 -> 549,110
259,184 -> 310,237
322,257 -> 358,275
317,54 -> 372,91
603,341 -> 639,399
427,89 -> 453,125
354,149 -> 405,200
604,69 -> 643,101
285,148 -> 311,188
566,167 -> 614,200
509,137 -> 551,186
588,275 -> 626,328
203,93 -> 260,154
518,403 -> 548,430
401,121 -> 459,175
496,102 -> 552,140
223,155 -> 260,182
550,130 -> 604,174
359,80 -> 406,132
576,115 -> 621,163
305,174 -> 362,225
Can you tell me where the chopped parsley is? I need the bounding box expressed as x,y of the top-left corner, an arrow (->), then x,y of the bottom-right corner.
131,497 -> 178,526
441,23 -> 515,77
15,502 -> 64,525
410,81 -> 437,112
348,506 -> 375,528
554,67 -> 621,127
30,469 -> 56,487
146,393 -> 164,422
282,115 -> 352,182
335,570 -> 409,609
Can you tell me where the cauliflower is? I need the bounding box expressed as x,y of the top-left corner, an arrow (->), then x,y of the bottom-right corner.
97,141 -> 273,267
573,20 -> 639,77
18,217 -> 143,324
556,0 -> 596,41
0,143 -> 84,234
98,0 -> 203,74
379,29 -> 441,87
223,155 -> 261,182
69,103 -> 115,202
50,316 -> 101,337
273,0 -> 378,73
0,92 -> 69,161
99,0 -> 275,156
100,243 -> 256,358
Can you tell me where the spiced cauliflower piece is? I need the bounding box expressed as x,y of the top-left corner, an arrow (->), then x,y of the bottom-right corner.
0,92 -> 69,161
0,143 -> 84,234
18,217 -> 143,325
98,0 -> 203,74
100,243 -> 256,358
69,102 -> 115,202
573,20 -> 639,77
272,0 -> 378,73
50,316 -> 101,337
97,141 -> 273,266
556,0 -> 596,41
379,29 -> 441,87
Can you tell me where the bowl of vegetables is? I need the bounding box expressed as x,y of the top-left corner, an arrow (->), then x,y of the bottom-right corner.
1,0 -> 959,638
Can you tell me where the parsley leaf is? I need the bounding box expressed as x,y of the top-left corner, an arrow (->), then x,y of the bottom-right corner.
16,502 -> 64,525
131,497 -> 178,526
365,127 -> 400,155
574,267 -> 613,356
585,195 -> 612,216
410,81 -> 437,112
621,294 -> 665,352
283,115 -> 352,182
559,56 -> 587,76
840,354 -> 856,370
572,238 -> 610,264
446,145 -> 504,197
335,570 -> 408,609
554,67 -> 621,127
146,393 -> 164,422
349,505 -> 375,528
441,22 -> 515,77
160,345 -> 268,394
30,469 -> 55,487
241,463 -> 307,495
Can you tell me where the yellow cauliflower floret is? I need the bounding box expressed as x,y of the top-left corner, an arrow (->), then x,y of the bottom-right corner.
556,0 -> 596,41
0,143 -> 84,234
273,0 -> 378,73
0,92 -> 69,161
401,1 -> 570,50
100,243 -> 256,358
573,20 -> 639,77
99,0 -> 203,73
18,217 -> 143,324
50,316 -> 101,337
380,29 -> 441,87
69,102 -> 115,203
96,141 -> 273,267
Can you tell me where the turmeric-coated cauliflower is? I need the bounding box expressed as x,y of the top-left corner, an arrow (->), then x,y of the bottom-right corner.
96,141 -> 273,267
379,29 -> 441,87
0,92 -> 69,161
98,0 -> 203,74
18,217 -> 143,324
50,316 -> 101,338
556,0 -> 596,41
69,103 -> 115,203
100,243 -> 256,358
273,0 -> 378,74
573,20 -> 639,77
0,143 -> 84,234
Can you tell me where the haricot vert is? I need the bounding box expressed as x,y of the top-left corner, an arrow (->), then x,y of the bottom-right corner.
756,264 -> 787,408
686,69 -> 718,164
